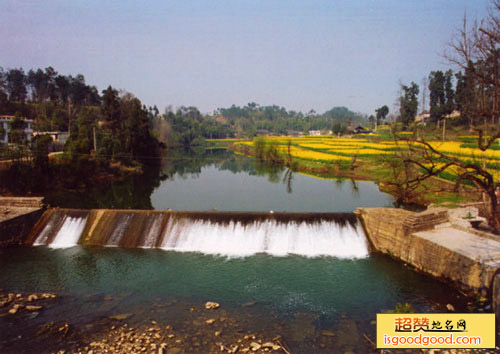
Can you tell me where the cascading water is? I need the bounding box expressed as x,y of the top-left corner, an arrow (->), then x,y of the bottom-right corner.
159,219 -> 368,258
30,209 -> 90,247
26,209 -> 369,258
48,216 -> 87,249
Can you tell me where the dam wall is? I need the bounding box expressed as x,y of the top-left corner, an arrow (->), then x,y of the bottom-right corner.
0,197 -> 44,246
355,207 -> 500,296
26,208 -> 368,258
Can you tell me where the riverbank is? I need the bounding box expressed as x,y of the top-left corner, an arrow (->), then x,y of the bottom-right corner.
356,206 -> 500,304
230,138 -> 482,208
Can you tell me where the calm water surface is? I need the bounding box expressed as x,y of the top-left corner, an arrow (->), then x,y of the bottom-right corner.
151,160 -> 393,212
42,149 -> 394,211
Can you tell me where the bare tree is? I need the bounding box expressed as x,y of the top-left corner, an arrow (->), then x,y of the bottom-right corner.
390,1 -> 500,231
446,2 -> 500,129
390,136 -> 500,231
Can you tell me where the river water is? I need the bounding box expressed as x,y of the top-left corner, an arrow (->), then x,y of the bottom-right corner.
0,149 -> 474,353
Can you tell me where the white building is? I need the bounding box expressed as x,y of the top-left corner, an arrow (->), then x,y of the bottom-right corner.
0,115 -> 34,144
32,131 -> 69,144
415,112 -> 430,125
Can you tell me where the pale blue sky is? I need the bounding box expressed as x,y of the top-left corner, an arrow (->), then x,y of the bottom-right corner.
0,0 -> 491,115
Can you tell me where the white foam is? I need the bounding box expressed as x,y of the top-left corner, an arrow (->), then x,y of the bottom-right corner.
141,214 -> 165,248
107,214 -> 132,246
33,216 -> 59,246
49,216 -> 87,248
160,219 -> 369,259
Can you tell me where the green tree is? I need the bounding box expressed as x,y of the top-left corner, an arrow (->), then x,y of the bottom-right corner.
428,70 -> 455,123
6,68 -> 27,102
8,113 -> 27,144
455,67 -> 477,130
399,82 -> 419,128
120,92 -> 156,159
332,122 -> 347,136
101,86 -> 121,134
32,135 -> 53,173
375,105 -> 389,127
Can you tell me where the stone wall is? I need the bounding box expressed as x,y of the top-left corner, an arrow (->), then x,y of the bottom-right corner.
0,196 -> 44,208
355,207 -> 496,295
0,197 -> 45,246
0,208 -> 45,246
402,208 -> 449,234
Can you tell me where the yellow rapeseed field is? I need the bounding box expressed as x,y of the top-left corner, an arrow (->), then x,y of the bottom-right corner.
233,135 -> 500,180
275,145 -> 351,162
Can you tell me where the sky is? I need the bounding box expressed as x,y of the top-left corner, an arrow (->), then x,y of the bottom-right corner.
0,0 -> 492,116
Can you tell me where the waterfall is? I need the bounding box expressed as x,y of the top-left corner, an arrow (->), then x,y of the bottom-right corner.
30,209 -> 90,247
27,209 -> 369,258
159,219 -> 368,258
49,216 -> 87,248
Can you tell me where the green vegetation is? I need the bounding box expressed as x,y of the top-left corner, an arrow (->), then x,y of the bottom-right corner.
0,66 -> 161,198
150,104 -> 368,148
229,131 -> 487,208
388,302 -> 416,314
399,82 -> 419,128
0,66 -> 159,166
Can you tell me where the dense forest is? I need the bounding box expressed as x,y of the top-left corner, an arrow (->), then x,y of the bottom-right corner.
0,66 -> 163,198
152,104 -> 367,149
0,66 -> 159,164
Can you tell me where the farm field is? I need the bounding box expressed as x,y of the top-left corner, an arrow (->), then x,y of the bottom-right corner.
234,136 -> 500,177
224,130 -> 500,206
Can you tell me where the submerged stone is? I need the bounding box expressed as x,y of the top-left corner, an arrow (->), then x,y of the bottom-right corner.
26,305 -> 42,311
321,330 -> 335,337
109,313 -> 133,321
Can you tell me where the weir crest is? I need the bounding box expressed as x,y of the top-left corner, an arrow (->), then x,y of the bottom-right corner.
27,209 -> 369,258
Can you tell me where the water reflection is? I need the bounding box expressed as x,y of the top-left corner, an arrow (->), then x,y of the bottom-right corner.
151,149 -> 394,212
1,148 -> 394,211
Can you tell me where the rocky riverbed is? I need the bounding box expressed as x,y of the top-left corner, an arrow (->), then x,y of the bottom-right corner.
0,290 -> 496,353
0,290 -> 370,353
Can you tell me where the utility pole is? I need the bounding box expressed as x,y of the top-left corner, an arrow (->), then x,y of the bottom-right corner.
93,126 -> 97,151
421,76 -> 428,113
442,118 -> 446,141
67,97 -> 71,136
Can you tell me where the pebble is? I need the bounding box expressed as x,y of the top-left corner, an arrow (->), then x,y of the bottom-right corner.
205,301 -> 220,310
8,307 -> 18,315
321,330 -> 335,337
26,305 -> 42,311
250,342 -> 261,351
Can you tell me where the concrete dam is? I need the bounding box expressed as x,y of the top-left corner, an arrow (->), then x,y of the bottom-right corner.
25,208 -> 369,258
10,203 -> 500,316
